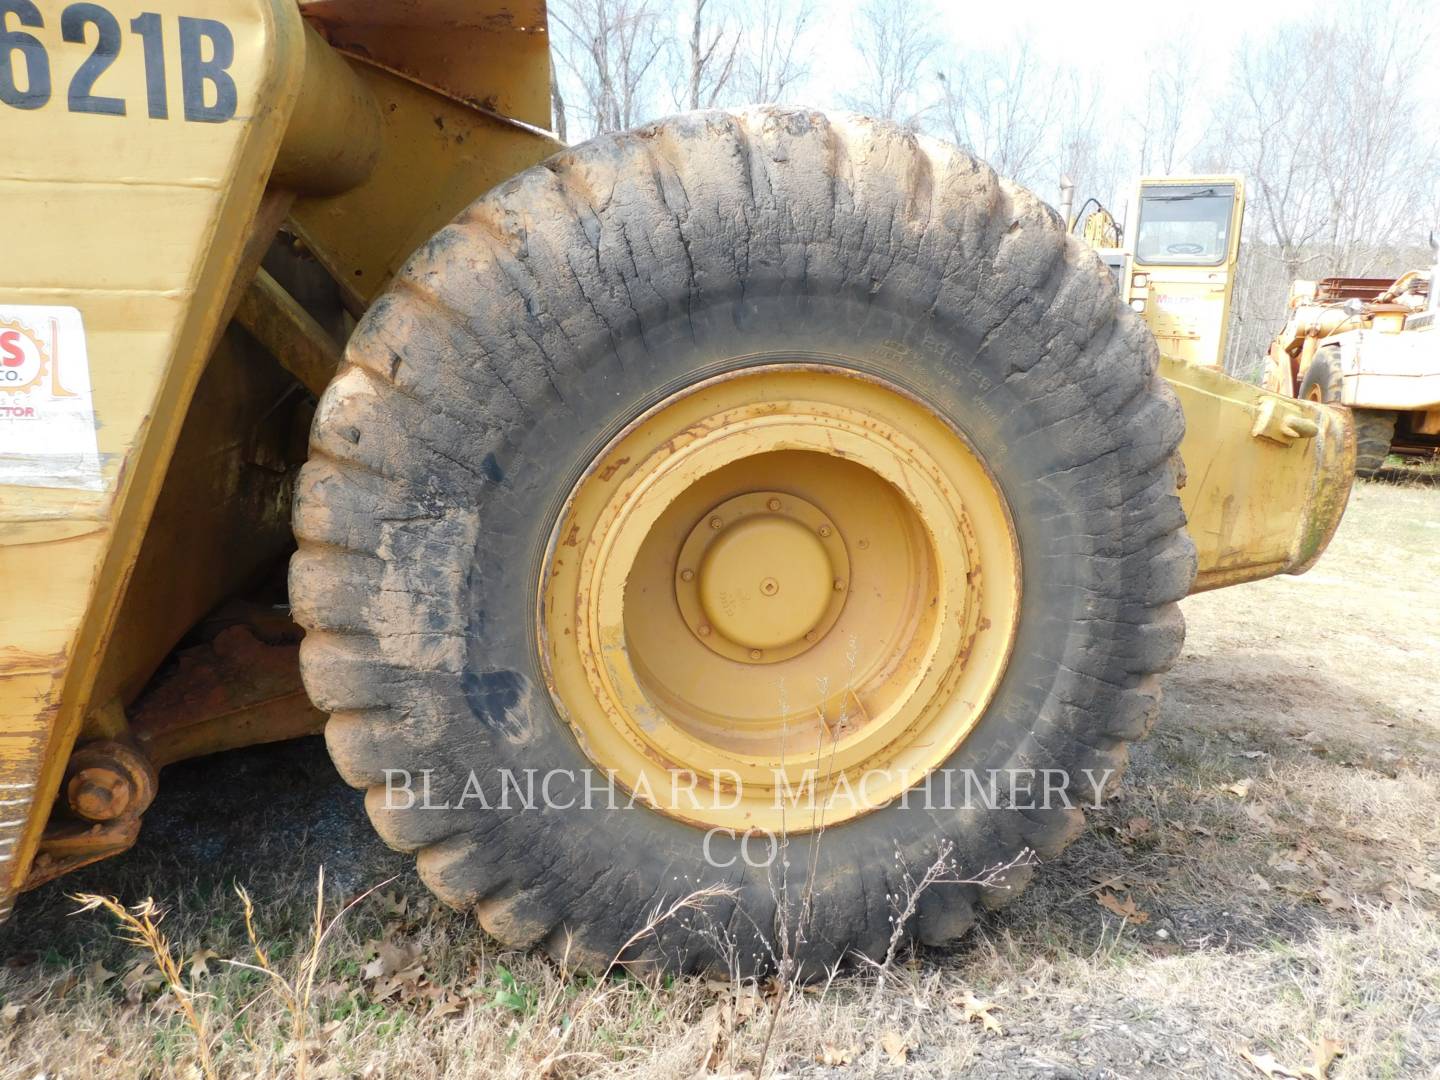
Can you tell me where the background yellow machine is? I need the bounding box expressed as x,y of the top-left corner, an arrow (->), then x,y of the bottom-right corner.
1263,249 -> 1439,477
1066,175 -> 1246,371
0,0 -> 1352,966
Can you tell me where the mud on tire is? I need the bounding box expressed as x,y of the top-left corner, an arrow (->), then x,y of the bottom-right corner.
289,108 -> 1194,976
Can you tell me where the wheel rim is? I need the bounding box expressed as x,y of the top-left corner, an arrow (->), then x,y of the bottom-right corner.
538,365 -> 1021,832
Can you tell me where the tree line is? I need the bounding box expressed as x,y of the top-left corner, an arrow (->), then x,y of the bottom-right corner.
550,0 -> 1438,379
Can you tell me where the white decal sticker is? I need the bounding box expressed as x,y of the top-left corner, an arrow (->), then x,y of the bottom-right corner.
0,305 -> 102,491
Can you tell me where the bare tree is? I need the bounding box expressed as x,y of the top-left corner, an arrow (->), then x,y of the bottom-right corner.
1052,72 -> 1128,218
935,36 -> 1052,185
734,0 -> 814,104
933,37 -> 1121,214
1202,1 -> 1438,373
1134,38 -> 1200,175
550,60 -> 569,143
551,0 -> 670,139
679,0 -> 740,109
845,0 -> 938,127
933,37 -> 1048,185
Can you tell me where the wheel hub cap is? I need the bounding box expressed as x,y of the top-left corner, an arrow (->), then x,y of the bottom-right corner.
677,491 -> 849,663
538,365 -> 1021,832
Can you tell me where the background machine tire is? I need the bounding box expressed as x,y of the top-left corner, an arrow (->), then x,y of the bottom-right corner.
1353,410 -> 1397,479
290,108 -> 1195,976
1298,346 -> 1343,405
1299,347 -> 1393,478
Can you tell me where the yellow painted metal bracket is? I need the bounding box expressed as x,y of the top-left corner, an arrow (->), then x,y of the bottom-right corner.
1163,356 -> 1356,593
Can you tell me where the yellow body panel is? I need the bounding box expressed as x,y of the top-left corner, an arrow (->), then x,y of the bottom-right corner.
0,0 -> 308,915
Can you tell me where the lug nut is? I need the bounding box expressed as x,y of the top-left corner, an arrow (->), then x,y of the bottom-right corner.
749,649 -> 763,660
709,516 -> 723,530
833,578 -> 845,591
818,524 -> 832,537
680,568 -> 695,582
760,577 -> 779,596
698,623 -> 712,636
804,630 -> 817,642
767,498 -> 781,511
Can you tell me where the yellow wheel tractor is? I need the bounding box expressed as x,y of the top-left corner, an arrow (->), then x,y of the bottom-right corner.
0,1 -> 1353,974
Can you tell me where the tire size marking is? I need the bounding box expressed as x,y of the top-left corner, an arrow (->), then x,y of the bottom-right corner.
0,2 -> 235,121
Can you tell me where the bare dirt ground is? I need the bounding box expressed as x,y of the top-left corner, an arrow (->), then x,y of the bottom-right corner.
1,475 -> 1437,1079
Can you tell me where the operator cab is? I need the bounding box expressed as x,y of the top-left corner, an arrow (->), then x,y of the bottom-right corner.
1134,183 -> 1237,267
1123,176 -> 1245,369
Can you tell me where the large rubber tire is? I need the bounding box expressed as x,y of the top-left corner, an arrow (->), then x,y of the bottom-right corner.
290,108 -> 1194,976
1353,409 -> 1397,478
1298,347 -> 1342,404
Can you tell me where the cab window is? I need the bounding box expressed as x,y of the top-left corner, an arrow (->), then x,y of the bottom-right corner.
1134,184 -> 1235,266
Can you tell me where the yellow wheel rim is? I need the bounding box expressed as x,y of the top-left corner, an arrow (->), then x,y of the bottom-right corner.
538,366 -> 1021,832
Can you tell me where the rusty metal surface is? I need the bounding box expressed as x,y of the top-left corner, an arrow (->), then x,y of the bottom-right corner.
87,325 -> 311,713
301,0 -> 553,129
128,624 -> 327,771
234,269 -> 344,397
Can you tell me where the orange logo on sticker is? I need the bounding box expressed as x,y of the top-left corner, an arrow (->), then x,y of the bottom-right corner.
0,318 -> 48,394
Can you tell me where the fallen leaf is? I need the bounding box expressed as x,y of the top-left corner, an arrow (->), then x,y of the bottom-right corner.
1096,890 -> 1150,924
362,937 -> 423,992
950,989 -> 1003,1034
282,1037 -> 326,1060
121,961 -> 164,1004
818,1043 -> 854,1065
879,1030 -> 908,1065
1241,1048 -> 1293,1078
85,960 -> 116,990
1241,1037 -> 1344,1080
188,948 -> 218,981
0,1002 -> 23,1026
1243,803 -> 1277,829
1226,778 -> 1253,798
429,992 -> 466,1021
1315,884 -> 1353,912
1301,1035 -> 1344,1080
1124,817 -> 1152,841
731,985 -> 763,1024
377,939 -> 422,977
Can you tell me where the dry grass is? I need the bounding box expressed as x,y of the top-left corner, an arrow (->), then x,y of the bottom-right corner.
1,476 -> 1438,1078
